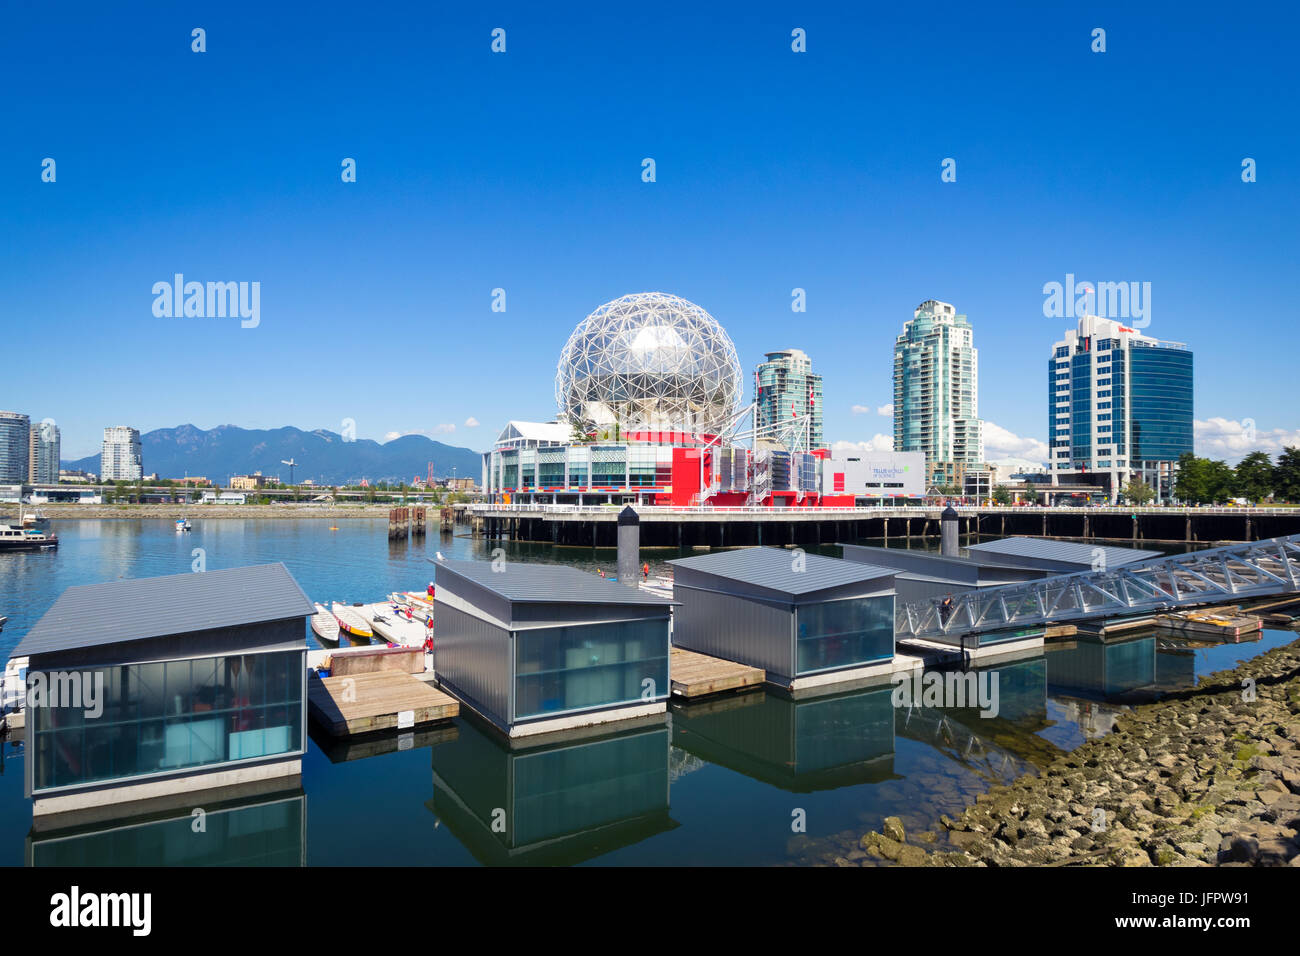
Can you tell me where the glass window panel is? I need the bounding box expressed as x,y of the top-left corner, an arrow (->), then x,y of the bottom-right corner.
514,620 -> 668,720
31,650 -> 303,793
795,596 -> 894,675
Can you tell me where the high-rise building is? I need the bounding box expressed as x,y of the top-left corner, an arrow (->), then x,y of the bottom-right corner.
893,300 -> 984,489
1047,315 -> 1193,502
755,349 -> 823,450
28,420 -> 60,484
101,425 -> 143,481
0,411 -> 31,484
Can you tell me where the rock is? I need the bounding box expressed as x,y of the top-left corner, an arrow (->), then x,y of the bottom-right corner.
882,816 -> 906,844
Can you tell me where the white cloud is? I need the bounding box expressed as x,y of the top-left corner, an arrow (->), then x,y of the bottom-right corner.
1195,417 -> 1300,462
464,416 -> 480,428
383,431 -> 402,441
982,421 -> 1049,464
432,423 -> 456,434
832,435 -> 894,454
877,404 -> 893,416
851,405 -> 871,415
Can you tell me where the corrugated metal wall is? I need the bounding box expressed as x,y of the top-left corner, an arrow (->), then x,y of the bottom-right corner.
672,584 -> 794,681
434,602 -> 512,728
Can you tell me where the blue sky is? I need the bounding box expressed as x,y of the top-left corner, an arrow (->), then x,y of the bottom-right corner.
4,1 -> 1297,464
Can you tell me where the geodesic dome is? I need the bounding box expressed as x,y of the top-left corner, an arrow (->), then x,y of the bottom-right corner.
556,292 -> 742,435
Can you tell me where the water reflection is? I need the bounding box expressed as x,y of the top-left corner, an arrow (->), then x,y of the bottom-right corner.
428,715 -> 676,865
672,685 -> 896,791
1047,635 -> 1158,702
27,789 -> 305,866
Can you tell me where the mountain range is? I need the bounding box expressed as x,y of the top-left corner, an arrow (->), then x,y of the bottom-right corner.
63,424 -> 483,486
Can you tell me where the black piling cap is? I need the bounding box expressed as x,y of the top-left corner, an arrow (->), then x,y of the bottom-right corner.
942,505 -> 959,520
618,505 -> 640,526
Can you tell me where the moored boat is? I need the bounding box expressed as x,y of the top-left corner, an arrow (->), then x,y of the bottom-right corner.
332,602 -> 373,640
0,523 -> 58,552
311,603 -> 340,644
388,591 -> 431,622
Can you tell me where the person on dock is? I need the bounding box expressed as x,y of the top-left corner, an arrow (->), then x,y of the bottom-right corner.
940,594 -> 954,625
642,562 -> 649,582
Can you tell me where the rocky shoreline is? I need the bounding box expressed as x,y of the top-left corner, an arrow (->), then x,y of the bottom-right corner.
848,637 -> 1300,867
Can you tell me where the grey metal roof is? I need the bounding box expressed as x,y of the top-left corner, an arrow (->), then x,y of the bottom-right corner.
14,562 -> 315,657
964,537 -> 1162,568
668,547 -> 895,597
432,558 -> 675,607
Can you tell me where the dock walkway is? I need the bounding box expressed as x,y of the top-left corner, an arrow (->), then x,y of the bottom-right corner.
308,671 -> 458,736
669,647 -> 764,698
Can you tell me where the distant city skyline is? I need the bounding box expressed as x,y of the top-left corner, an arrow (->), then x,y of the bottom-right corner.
5,5 -> 1296,465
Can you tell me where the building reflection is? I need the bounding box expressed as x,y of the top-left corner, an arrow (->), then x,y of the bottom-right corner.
27,787 -> 305,866
428,715 -> 675,866
671,684 -> 897,791
1046,635 -> 1158,702
896,656 -> 1058,772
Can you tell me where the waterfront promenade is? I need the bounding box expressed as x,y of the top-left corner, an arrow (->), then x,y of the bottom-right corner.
470,504 -> 1300,548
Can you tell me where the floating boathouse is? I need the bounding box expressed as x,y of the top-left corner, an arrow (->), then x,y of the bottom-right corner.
18,563 -> 313,819
431,558 -> 673,737
668,547 -> 897,692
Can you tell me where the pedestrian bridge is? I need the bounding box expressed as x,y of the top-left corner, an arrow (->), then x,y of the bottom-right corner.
896,534 -> 1300,640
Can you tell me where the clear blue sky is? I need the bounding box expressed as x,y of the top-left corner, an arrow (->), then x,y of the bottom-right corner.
4,1 -> 1297,464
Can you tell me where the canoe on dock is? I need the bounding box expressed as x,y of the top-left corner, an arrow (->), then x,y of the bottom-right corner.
392,591 -> 435,620
332,602 -> 373,640
356,602 -> 429,647
311,603 -> 340,645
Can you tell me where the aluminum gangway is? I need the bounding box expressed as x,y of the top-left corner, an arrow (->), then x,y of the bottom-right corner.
896,533 -> 1300,641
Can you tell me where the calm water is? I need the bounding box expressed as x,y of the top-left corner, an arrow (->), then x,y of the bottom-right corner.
0,518 -> 1293,866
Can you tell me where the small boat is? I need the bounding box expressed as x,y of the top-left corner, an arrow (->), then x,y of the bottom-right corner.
310,603 -> 340,644
389,592 -> 431,622
332,602 -> 373,640
0,615 -> 7,632
175,517 -> 192,532
401,590 -> 436,612
0,523 -> 58,552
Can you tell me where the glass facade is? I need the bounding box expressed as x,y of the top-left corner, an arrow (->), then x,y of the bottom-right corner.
513,619 -> 669,720
1128,346 -> 1193,462
30,650 -> 304,793
794,596 -> 894,675
1069,352 -> 1093,465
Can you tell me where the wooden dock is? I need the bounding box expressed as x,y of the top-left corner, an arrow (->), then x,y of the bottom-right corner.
670,647 -> 764,699
1154,608 -> 1262,641
308,671 -> 458,736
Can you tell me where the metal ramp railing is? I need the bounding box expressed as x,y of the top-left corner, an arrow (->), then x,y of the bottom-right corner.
896,533 -> 1300,640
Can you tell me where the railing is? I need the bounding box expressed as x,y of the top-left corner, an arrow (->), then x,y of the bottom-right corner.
896,534 -> 1300,639
469,502 -> 1297,516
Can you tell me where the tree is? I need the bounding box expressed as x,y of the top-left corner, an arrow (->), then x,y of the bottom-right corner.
992,486 -> 1013,506
1175,453 -> 1210,504
1023,484 -> 1040,505
1276,446 -> 1300,503
1120,477 -> 1155,505
1234,451 -> 1274,503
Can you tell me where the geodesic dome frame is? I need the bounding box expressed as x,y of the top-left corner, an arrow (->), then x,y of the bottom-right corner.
555,292 -> 743,436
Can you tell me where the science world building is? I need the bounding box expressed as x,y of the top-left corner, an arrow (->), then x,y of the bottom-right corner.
482,292 -> 925,508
